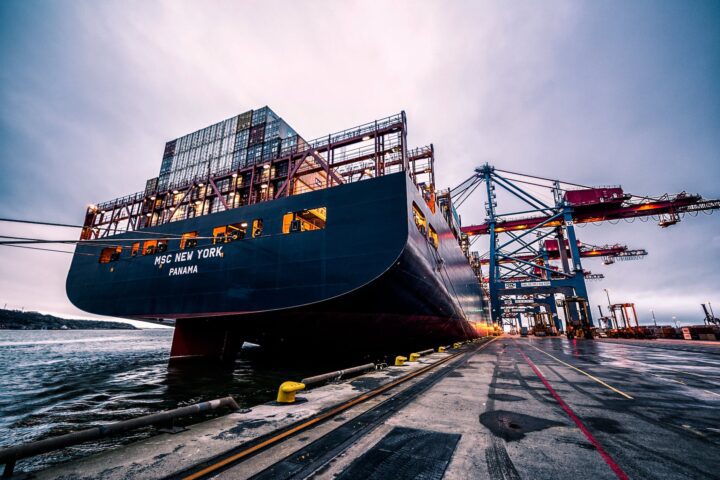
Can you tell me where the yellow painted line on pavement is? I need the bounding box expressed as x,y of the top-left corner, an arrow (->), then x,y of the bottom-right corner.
527,344 -> 634,400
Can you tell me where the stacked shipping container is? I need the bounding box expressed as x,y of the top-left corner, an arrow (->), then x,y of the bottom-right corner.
155,107 -> 304,193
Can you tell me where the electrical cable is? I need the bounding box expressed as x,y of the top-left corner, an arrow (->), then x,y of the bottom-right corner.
0,237 -> 215,246
494,168 -> 667,203
0,217 -> 187,238
0,244 -> 95,256
0,236 -> 132,251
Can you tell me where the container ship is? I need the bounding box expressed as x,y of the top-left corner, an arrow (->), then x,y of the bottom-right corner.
66,108 -> 489,361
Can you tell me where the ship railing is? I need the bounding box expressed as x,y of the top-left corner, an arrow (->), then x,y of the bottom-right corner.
408,145 -> 433,159
306,113 -> 404,150
96,191 -> 145,211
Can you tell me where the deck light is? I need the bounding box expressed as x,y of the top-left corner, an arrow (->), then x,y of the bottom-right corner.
146,213 -> 152,217
172,190 -> 179,194
362,135 -> 371,141
198,183 -> 204,187
232,172 -> 238,178
263,164 -> 271,170
150,196 -> 156,200
195,200 -> 202,205
260,184 -> 268,189
240,222 -> 248,228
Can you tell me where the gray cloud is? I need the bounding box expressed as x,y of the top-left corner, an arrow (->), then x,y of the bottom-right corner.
1,0 -> 718,325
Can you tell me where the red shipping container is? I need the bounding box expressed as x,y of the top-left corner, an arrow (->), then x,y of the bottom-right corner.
564,187 -> 625,207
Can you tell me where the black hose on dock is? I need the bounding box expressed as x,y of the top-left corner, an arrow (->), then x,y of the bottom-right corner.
0,396 -> 239,477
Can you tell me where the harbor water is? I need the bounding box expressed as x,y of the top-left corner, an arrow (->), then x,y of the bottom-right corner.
0,328 -> 315,473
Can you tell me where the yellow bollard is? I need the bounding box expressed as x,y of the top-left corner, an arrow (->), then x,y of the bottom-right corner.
277,381 -> 305,403
395,355 -> 407,366
409,353 -> 420,362
438,346 -> 446,353
453,342 -> 462,349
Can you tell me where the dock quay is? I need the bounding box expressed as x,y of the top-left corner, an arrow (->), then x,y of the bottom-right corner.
7,335 -> 717,480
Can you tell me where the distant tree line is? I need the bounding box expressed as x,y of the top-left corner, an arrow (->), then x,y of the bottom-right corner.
0,308 -> 137,330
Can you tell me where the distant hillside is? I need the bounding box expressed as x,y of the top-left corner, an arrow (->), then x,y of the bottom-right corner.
0,309 -> 138,330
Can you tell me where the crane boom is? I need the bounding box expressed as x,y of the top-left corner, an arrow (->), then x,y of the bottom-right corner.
462,191 -> 720,236
478,242 -> 646,265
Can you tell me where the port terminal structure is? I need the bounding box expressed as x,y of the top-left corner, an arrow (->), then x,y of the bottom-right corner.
451,164 -> 720,334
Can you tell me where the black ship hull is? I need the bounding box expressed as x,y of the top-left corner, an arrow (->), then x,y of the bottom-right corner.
67,173 -> 487,360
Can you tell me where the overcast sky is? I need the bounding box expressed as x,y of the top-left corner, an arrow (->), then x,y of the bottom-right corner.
1,0 -> 718,326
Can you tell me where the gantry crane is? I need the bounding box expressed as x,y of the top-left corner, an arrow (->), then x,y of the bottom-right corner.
451,164 -> 719,326
477,240 -> 647,267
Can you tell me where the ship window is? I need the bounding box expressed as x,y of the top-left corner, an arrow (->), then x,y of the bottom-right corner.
131,242 -> 140,257
142,240 -> 158,255
412,203 -> 427,236
282,207 -> 327,234
180,231 -> 198,249
252,219 -> 263,238
99,246 -> 122,263
428,224 -> 439,249
213,223 -> 247,243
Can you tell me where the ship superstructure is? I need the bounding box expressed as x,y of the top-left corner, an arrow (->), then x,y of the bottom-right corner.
67,108 -> 489,361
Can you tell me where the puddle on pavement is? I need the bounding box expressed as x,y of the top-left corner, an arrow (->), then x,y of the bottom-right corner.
479,410 -> 564,441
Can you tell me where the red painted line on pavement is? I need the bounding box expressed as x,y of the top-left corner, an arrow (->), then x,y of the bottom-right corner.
519,348 -> 629,480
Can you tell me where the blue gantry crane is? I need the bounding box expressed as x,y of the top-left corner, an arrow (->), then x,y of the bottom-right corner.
451,164 -> 719,338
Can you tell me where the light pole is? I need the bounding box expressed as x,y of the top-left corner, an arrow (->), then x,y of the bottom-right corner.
672,316 -> 678,328
603,288 -> 612,311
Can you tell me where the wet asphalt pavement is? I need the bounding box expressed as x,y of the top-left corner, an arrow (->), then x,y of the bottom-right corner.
34,336 -> 720,479
475,336 -> 720,479
208,336 -> 720,479
202,336 -> 720,479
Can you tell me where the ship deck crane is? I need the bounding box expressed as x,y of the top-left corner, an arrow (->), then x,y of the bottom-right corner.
451,164 -> 719,325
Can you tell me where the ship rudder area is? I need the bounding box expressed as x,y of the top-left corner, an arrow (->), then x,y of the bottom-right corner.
169,318 -> 242,364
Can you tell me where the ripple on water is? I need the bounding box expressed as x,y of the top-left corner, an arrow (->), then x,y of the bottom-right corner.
0,329 -> 308,473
